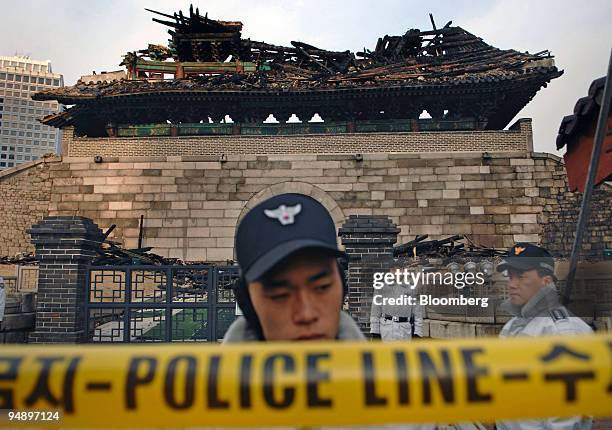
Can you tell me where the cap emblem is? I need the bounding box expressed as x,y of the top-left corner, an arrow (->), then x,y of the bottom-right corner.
264,204 -> 302,226
514,246 -> 526,255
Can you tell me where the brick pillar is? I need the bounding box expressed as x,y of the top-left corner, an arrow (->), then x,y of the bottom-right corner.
338,215 -> 400,334
27,216 -> 104,343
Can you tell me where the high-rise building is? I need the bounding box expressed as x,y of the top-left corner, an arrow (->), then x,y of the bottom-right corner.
0,56 -> 63,170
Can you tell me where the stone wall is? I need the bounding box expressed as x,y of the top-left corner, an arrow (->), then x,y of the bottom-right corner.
543,186 -> 612,260
62,119 -> 533,157
1,137 -> 609,263
0,158 -> 54,257
42,151 -> 569,262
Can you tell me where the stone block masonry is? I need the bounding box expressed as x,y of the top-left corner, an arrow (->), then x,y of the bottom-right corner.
543,187 -> 612,260
26,151 -> 607,262
1,126 -> 609,263
0,158 -> 55,257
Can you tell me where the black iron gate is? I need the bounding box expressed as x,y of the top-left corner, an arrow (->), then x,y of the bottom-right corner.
84,265 -> 240,342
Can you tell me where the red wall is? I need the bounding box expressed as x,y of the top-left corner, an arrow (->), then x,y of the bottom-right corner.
564,116 -> 612,192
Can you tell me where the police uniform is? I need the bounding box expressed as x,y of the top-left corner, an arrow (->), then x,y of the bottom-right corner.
498,285 -> 592,338
370,274 -> 424,341
224,193 -> 364,343
495,243 -> 593,430
224,194 -> 435,430
0,276 -> 6,324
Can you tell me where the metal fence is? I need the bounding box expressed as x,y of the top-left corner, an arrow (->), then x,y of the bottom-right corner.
85,265 -> 240,342
17,266 -> 38,293
0,266 -> 38,296
1,276 -> 18,296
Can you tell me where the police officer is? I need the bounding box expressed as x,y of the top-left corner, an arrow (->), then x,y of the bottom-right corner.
223,193 -> 365,342
0,276 -> 5,326
224,193 -> 438,429
495,242 -> 593,430
370,260 -> 424,341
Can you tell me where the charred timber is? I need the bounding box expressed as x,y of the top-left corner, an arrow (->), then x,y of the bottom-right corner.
33,6 -> 562,134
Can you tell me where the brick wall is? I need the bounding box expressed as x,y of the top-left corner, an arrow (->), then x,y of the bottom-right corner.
0,158 -> 55,257
339,216 -> 400,332
28,216 -> 104,343
62,119 -> 532,157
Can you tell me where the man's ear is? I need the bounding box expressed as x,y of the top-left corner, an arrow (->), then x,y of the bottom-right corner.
542,274 -> 554,285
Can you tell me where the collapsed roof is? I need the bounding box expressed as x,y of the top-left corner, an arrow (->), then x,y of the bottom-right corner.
35,6 -> 562,135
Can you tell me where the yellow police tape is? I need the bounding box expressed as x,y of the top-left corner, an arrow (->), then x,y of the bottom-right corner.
0,334 -> 610,428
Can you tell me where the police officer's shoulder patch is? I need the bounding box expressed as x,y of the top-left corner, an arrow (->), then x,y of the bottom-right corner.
549,307 -> 569,322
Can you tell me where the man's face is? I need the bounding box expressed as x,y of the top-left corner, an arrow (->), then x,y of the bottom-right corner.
247,250 -> 343,341
507,268 -> 552,305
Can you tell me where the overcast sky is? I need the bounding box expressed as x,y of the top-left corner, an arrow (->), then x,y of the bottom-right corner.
2,0 -> 610,155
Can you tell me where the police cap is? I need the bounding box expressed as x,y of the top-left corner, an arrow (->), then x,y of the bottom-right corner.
235,193 -> 344,282
496,242 -> 555,274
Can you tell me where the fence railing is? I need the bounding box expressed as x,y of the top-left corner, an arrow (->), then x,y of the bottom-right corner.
85,264 -> 240,342
0,266 -> 39,296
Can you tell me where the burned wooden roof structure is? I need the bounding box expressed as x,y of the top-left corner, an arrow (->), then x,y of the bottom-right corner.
35,6 -> 562,137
